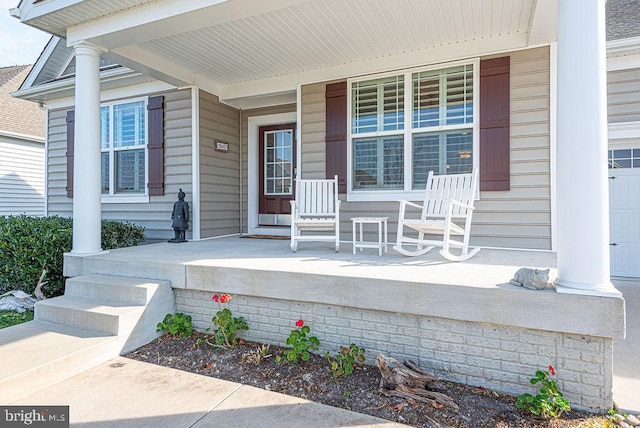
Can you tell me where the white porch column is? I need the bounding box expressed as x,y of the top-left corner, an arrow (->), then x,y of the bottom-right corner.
555,0 -> 618,296
71,44 -> 103,255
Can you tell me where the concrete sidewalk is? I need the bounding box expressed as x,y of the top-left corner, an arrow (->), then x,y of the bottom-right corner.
9,357 -> 407,427
613,279 -> 640,414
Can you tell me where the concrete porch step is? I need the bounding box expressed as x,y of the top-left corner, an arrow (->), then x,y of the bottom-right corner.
35,295 -> 145,335
64,274 -> 169,305
0,320 -> 118,403
1,273 -> 176,402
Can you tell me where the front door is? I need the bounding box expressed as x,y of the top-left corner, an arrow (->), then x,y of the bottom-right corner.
258,124 -> 296,226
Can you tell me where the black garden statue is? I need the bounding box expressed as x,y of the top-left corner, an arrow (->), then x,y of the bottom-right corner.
169,188 -> 189,243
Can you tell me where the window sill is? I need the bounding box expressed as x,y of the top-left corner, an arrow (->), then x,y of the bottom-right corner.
347,190 -> 425,202
347,189 -> 481,202
101,194 -> 149,204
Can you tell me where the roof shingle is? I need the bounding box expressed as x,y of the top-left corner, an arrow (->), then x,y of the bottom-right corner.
0,65 -> 45,139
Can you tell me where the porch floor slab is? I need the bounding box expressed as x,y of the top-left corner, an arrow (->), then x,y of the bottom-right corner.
65,237 -> 624,340
66,236 -> 558,289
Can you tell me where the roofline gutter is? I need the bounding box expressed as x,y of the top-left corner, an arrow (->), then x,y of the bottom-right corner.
11,66 -> 142,101
607,35 -> 640,55
0,129 -> 45,143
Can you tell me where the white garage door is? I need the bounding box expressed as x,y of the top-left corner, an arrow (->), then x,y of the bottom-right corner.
609,149 -> 640,278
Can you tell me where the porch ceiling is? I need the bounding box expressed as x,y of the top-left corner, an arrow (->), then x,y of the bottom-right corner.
16,0 -> 557,106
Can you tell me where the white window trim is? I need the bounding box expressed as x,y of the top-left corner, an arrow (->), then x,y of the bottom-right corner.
100,97 -> 149,204
347,58 -> 480,202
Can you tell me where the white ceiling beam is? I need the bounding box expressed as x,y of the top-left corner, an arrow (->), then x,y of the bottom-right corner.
107,45 -> 195,89
66,0 -> 311,49
528,0 -> 558,45
108,45 -> 223,95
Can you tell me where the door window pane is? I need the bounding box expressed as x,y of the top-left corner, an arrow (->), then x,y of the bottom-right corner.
113,101 -> 145,148
115,149 -> 145,193
101,100 -> 147,195
413,64 -> 473,129
353,136 -> 404,190
100,106 -> 109,149
101,152 -> 109,193
352,76 -> 404,134
412,130 -> 473,188
609,148 -> 640,168
349,61 -> 476,193
264,129 -> 293,195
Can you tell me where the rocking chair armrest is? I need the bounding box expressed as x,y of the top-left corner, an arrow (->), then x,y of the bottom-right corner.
446,198 -> 475,210
398,199 -> 424,210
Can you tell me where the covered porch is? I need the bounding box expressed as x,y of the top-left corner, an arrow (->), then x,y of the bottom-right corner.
11,0 -> 618,297
63,236 -> 625,411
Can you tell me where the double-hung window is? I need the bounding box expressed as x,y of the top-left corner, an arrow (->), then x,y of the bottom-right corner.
100,99 -> 147,197
349,60 -> 478,199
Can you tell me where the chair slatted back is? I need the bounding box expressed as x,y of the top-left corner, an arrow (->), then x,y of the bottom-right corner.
296,175 -> 338,217
421,170 -> 478,220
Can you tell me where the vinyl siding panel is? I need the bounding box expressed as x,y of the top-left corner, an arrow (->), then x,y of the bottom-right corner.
240,104 -> 296,233
608,68 -> 640,123
199,90 -> 241,238
0,136 -> 45,216
46,89 -> 193,243
46,109 -> 72,218
302,82 -> 330,179
476,47 -> 551,249
299,47 -> 552,250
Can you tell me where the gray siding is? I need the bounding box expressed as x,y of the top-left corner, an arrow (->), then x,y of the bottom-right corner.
299,47 -> 552,250
240,104 -> 296,233
608,67 -> 640,123
0,136 -> 44,216
45,108 -> 72,218
475,47 -> 551,249
199,90 -> 241,238
46,89 -> 193,243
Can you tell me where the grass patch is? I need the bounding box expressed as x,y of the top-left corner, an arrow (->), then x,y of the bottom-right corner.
0,310 -> 34,329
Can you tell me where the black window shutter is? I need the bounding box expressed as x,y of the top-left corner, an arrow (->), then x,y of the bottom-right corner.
66,110 -> 75,198
325,81 -> 347,193
147,95 -> 165,196
479,56 -> 511,191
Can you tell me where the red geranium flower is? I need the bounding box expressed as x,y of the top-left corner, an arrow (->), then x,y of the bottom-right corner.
211,294 -> 219,302
220,294 -> 232,304
548,365 -> 556,376
295,319 -> 304,327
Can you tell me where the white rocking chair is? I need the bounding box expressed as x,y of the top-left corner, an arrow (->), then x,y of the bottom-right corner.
290,175 -> 341,252
393,169 -> 480,262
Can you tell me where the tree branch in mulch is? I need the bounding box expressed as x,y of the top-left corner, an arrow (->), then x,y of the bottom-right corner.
376,353 -> 459,412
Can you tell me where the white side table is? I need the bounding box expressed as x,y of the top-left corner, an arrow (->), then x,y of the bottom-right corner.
351,217 -> 388,256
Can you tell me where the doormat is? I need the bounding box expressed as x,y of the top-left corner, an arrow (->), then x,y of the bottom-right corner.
240,234 -> 290,240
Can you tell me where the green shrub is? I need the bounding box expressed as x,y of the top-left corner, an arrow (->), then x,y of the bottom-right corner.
0,215 -> 145,298
157,313 -> 193,338
101,219 -> 146,249
325,343 -> 366,377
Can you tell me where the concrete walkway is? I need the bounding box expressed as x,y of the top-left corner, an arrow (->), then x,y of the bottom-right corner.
613,279 -> 640,414
9,357 -> 407,427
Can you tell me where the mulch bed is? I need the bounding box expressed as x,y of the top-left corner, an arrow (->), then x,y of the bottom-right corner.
125,334 -> 608,428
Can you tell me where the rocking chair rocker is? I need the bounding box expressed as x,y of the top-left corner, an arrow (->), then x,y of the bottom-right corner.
393,169 -> 480,262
